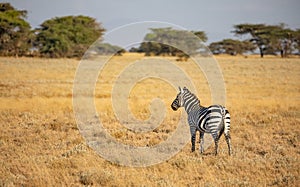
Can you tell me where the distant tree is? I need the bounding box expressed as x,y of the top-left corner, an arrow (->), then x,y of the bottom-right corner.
192,31 -> 208,43
209,39 -> 256,55
0,3 -> 31,57
233,24 -> 284,57
130,28 -> 208,60
34,15 -> 105,58
89,42 -> 125,56
293,29 -> 300,54
129,46 -> 143,53
271,24 -> 297,57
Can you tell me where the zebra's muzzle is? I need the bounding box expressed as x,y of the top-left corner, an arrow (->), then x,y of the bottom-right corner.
171,104 -> 178,111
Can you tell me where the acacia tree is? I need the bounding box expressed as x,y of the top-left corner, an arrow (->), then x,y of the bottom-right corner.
209,39 -> 255,55
88,42 -> 125,56
276,29 -> 298,57
0,3 -> 31,57
34,15 -> 105,58
233,23 -> 299,57
233,24 -> 281,57
132,27 -> 208,60
294,29 -> 300,53
192,31 -> 208,43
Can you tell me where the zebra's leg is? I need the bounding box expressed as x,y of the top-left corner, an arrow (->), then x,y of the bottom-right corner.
191,134 -> 196,152
214,140 -> 219,156
225,132 -> 232,155
199,131 -> 204,154
190,126 -> 196,152
212,132 -> 219,156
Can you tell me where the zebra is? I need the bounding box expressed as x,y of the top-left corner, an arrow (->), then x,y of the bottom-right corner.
171,87 -> 231,155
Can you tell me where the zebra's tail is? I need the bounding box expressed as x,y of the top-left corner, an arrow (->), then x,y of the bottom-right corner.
223,108 -> 231,136
218,123 -> 225,139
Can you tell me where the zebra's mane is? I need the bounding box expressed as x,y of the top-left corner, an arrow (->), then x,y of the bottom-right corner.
183,87 -> 201,105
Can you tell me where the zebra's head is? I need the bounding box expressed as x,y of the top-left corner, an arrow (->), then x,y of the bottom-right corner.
171,87 -> 186,111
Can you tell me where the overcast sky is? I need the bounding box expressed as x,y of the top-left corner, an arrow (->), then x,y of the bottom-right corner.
4,0 -> 300,46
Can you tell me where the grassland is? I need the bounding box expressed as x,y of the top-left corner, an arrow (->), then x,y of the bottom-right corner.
0,54 -> 299,186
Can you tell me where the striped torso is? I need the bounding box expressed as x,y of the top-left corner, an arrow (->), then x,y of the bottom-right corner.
188,105 -> 229,134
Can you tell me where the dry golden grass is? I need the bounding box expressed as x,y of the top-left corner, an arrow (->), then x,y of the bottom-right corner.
0,54 -> 299,186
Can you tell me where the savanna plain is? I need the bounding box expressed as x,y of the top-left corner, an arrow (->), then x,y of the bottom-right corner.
0,54 -> 299,186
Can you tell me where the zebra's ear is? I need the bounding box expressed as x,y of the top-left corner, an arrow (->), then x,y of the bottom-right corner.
179,86 -> 184,93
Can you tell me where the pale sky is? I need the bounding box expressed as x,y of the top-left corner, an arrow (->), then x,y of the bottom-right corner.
4,0 -> 300,46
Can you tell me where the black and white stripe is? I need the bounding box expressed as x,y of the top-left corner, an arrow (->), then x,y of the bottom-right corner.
171,87 -> 231,155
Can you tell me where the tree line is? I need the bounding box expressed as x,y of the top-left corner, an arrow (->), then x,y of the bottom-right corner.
1,3 -> 300,59
0,3 -> 107,58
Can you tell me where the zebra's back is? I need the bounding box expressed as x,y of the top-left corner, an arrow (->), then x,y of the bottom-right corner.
190,105 -> 230,134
